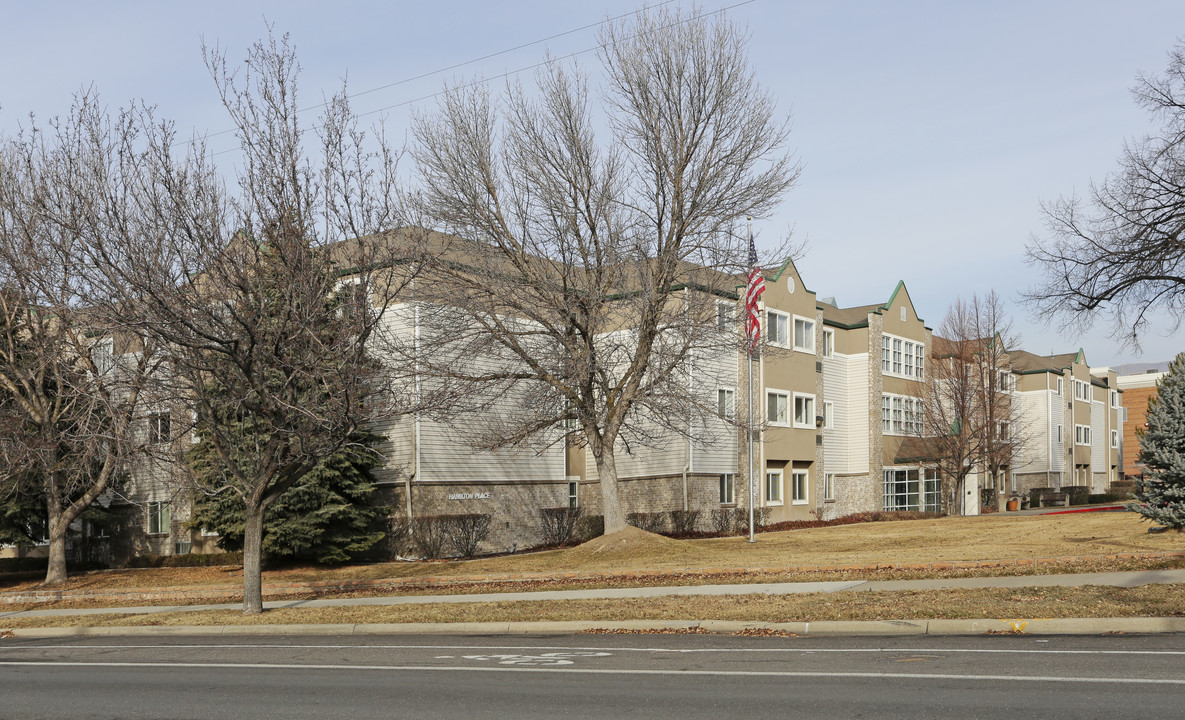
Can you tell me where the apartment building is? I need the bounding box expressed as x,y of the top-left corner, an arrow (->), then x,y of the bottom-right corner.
53,233 -> 1126,561
1111,369 -> 1162,479
1012,349 -> 1123,494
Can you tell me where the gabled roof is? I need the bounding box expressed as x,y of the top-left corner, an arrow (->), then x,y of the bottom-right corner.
819,302 -> 880,329
1008,348 -> 1083,374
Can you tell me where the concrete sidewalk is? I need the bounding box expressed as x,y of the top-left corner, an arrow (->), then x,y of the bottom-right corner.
5,567 -> 1184,621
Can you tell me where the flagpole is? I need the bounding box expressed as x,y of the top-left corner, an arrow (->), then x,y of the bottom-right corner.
747,217 -> 756,544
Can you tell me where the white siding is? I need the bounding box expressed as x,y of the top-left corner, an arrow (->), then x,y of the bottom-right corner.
822,352 -> 869,474
1050,392 -> 1064,473
1017,390 -> 1049,471
1091,400 -> 1105,470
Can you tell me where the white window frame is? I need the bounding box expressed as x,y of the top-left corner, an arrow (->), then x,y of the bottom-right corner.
767,390 -> 790,427
1110,390 -> 1120,409
717,388 -> 736,420
823,400 -> 835,430
1075,424 -> 1092,446
1056,377 -> 1064,395
881,332 -> 924,380
792,315 -> 815,353
146,501 -> 170,536
766,310 -> 790,348
822,329 -> 834,358
147,412 -> 171,445
882,392 -> 921,436
715,300 -> 734,332
568,480 -> 579,509
719,473 -> 736,504
792,392 -> 816,429
824,472 -> 835,501
766,469 -> 784,506
1056,424 -> 1063,444
1074,379 -> 1090,402
791,470 -> 809,505
1110,429 -> 1119,449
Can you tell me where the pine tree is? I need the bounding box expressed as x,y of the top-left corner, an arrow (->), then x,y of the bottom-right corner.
1132,352 -> 1185,531
188,428 -> 388,564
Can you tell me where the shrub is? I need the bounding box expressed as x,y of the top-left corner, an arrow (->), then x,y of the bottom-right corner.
735,506 -> 769,532
576,514 -> 604,542
1089,492 -> 1131,504
669,509 -> 700,534
710,508 -> 735,533
1064,486 -> 1091,506
446,514 -> 492,558
0,557 -> 48,574
126,551 -> 243,569
539,507 -> 584,546
385,516 -> 410,558
410,516 -> 452,559
626,512 -> 666,534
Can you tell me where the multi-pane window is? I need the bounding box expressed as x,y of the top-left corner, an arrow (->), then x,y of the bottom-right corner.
146,501 -> 170,535
793,394 -> 815,429
882,333 -> 924,379
882,393 -> 921,435
822,329 -> 834,358
147,413 -> 171,445
717,388 -> 735,419
719,473 -> 736,504
824,473 -> 835,501
766,470 -> 783,505
883,469 -> 941,512
568,481 -> 579,509
791,470 -> 808,504
1074,380 -> 1091,401
716,301 -> 734,332
995,370 -> 1015,393
1075,424 -> 1092,446
767,311 -> 789,347
1111,430 -> 1119,449
767,391 -> 789,426
793,316 -> 815,352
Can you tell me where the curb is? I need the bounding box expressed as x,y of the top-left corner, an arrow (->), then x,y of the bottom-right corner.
6,616 -> 1185,639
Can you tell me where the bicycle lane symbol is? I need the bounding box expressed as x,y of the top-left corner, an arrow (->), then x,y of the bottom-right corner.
448,652 -> 613,667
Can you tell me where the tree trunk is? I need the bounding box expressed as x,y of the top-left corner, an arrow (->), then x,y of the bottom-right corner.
593,448 -> 626,535
42,504 -> 69,586
242,505 -> 265,614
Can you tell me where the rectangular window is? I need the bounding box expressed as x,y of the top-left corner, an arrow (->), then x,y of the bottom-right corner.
1075,424 -> 1092,446
793,393 -> 816,429
717,388 -> 735,419
915,345 -> 924,380
766,470 -> 783,505
824,473 -> 835,501
904,345 -> 914,377
1074,380 -> 1090,401
792,470 -> 808,504
719,473 -> 736,504
882,393 -> 922,436
1056,424 -> 1063,444
568,481 -> 579,509
882,395 -> 891,433
823,400 -> 835,430
882,333 -> 924,379
767,391 -> 789,426
1110,390 -> 1120,408
716,301 -> 734,332
767,311 -> 789,347
883,469 -> 940,512
822,329 -> 834,358
1111,429 -> 1119,449
793,316 -> 815,353
892,396 -> 903,434
147,413 -> 171,445
882,336 -> 891,373
146,501 -> 170,536
892,338 -> 902,374
1056,377 -> 1063,395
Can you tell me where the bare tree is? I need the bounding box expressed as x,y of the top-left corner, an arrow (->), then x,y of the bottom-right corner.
407,7 -> 799,535
46,34 -> 421,613
921,292 -> 1027,514
0,121 -> 161,585
1026,39 -> 1185,346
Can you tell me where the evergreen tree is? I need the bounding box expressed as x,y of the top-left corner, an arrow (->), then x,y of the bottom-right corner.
188,427 -> 387,564
1132,352 -> 1185,531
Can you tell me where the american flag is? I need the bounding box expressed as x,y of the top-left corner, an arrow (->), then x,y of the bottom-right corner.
744,230 -> 764,353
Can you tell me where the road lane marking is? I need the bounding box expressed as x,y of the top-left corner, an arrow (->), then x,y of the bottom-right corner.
5,643 -> 1185,657
2,660 -> 1185,685
461,652 -> 612,666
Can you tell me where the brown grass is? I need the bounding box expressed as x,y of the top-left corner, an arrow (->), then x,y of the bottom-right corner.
3,584 -> 1183,629
2,511 -> 1178,597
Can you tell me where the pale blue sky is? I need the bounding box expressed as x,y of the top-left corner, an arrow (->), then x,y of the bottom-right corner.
3,1 -> 1183,365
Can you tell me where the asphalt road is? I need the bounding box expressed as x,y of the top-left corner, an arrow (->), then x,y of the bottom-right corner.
2,632 -> 1183,719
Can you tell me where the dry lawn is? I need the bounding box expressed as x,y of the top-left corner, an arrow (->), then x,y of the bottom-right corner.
2,511 -> 1179,597
3,584 -> 1183,630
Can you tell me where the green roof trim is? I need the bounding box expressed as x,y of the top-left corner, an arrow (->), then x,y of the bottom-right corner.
765,256 -> 815,295
822,317 -> 869,330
